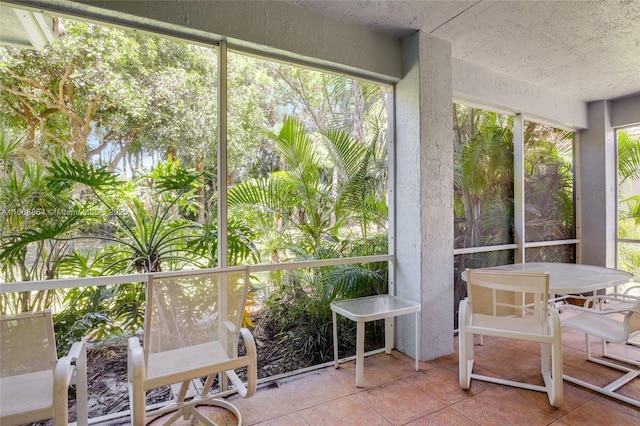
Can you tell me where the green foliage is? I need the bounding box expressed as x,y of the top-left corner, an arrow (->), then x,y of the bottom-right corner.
320,233 -> 389,301
618,130 -> 640,185
617,128 -> 640,274
523,122 -> 574,244
260,231 -> 388,368
44,157 -> 206,274
454,107 -> 514,250
1,17 -> 391,374
0,127 -> 78,313
453,105 -> 575,326
46,156 -> 122,192
229,116 -> 387,258
0,20 -> 218,166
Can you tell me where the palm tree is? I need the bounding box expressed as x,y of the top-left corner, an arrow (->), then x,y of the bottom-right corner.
227,116 -> 387,260
454,107 -> 514,255
227,116 -> 389,364
523,122 -> 574,261
453,106 -> 514,327
617,129 -> 640,275
39,156 -> 209,274
0,127 -> 78,312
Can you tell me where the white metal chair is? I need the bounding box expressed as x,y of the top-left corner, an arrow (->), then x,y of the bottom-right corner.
561,294 -> 640,407
0,310 -> 88,426
128,266 -> 257,425
458,269 -> 563,407
583,285 -> 640,366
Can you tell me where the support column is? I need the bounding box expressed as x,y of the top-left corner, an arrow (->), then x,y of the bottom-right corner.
579,101 -> 616,267
395,32 -> 453,360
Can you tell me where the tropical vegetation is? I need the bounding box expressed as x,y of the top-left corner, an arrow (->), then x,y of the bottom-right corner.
452,105 -> 575,325
0,17 -> 390,369
617,126 -> 640,277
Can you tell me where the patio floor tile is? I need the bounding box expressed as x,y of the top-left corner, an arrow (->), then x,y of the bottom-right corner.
107,331 -> 640,425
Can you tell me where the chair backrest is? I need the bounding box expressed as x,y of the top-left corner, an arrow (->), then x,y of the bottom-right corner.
466,269 -> 550,323
0,310 -> 57,378
143,266 -> 250,365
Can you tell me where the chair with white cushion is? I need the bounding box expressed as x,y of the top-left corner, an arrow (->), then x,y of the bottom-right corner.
561,294 -> 640,407
583,285 -> 640,366
0,310 -> 88,426
128,266 -> 257,425
459,269 -> 563,407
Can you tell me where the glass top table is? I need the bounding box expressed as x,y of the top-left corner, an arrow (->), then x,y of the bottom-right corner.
461,262 -> 633,295
331,295 -> 421,387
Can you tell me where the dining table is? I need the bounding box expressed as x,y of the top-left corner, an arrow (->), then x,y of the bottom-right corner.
460,262 -> 633,295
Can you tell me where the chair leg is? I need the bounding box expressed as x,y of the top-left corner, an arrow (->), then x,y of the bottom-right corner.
550,340 -> 563,407
602,339 -> 640,367
563,332 -> 639,408
546,309 -> 563,408
458,301 -> 473,389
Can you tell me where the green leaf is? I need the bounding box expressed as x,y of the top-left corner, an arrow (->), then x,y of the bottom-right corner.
45,157 -> 120,193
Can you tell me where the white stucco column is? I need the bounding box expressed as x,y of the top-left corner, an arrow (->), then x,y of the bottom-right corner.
394,32 -> 454,360
579,101 -> 617,267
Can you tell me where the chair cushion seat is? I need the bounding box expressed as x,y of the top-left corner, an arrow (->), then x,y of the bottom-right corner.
0,370 -> 53,422
145,341 -> 232,388
562,313 -> 629,343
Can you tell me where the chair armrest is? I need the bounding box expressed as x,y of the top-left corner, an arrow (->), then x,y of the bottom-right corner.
127,336 -> 147,425
127,336 -> 145,383
128,336 -> 144,368
623,285 -> 640,295
54,341 -> 88,426
562,303 -> 639,315
128,335 -> 141,348
67,340 -> 85,359
239,328 -> 257,398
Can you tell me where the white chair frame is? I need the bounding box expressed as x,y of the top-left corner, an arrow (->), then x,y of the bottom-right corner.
128,267 -> 257,425
561,294 -> 640,407
0,310 -> 88,426
584,287 -> 640,367
459,269 -> 563,408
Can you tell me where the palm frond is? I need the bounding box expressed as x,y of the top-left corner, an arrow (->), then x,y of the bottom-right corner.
147,157 -> 202,192
276,116 -> 318,169
0,216 -> 83,261
323,129 -> 366,178
46,157 -> 121,193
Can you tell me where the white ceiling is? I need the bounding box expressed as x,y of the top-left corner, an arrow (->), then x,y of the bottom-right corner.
288,0 -> 640,103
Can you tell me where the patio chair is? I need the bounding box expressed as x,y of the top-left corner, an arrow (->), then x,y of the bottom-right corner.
458,269 -> 563,408
0,310 -> 88,426
583,285 -> 640,366
561,294 -> 640,407
128,266 -> 257,425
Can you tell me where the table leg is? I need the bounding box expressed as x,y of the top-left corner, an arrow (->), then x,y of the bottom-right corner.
356,320 -> 365,387
384,317 -> 393,354
332,310 -> 338,369
415,311 -> 420,371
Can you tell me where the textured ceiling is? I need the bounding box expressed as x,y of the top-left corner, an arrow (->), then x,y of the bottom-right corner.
288,0 -> 640,102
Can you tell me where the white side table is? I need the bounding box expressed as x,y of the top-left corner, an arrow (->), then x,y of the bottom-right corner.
331,294 -> 421,387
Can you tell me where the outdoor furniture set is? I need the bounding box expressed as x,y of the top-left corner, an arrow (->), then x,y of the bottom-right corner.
459,263 -> 640,408
1,262 -> 639,426
0,266 -> 257,426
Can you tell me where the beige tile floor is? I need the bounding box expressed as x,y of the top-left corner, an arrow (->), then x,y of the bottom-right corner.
223,328 -> 640,426
132,327 -> 640,426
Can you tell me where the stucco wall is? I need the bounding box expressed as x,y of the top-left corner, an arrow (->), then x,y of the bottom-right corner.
395,32 -> 454,360
65,0 -> 402,83
611,94 -> 640,128
579,101 -> 617,268
453,58 -> 588,130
